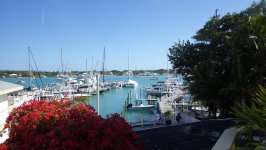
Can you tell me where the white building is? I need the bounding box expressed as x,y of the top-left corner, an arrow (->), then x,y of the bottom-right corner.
0,81 -> 24,144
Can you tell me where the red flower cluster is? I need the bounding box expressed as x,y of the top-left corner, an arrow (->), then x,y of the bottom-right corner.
0,99 -> 144,150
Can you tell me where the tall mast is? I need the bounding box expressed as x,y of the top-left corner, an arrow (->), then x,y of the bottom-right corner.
96,60 -> 98,73
166,51 -> 169,77
61,48 -> 63,75
65,60 -> 68,75
86,59 -> 88,74
91,57 -> 94,74
128,47 -> 130,80
96,74 -> 100,115
28,47 -> 31,87
102,47 -> 106,83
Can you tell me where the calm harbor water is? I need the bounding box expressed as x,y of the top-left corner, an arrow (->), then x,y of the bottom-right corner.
0,75 -> 171,123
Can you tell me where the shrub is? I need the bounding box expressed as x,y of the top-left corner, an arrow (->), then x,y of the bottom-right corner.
232,85 -> 266,149
0,99 -> 143,150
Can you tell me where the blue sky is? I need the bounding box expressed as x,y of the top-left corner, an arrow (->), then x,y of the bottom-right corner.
0,0 -> 259,71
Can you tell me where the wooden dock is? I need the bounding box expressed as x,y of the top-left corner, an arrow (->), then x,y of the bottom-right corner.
158,90 -> 199,124
158,92 -> 180,114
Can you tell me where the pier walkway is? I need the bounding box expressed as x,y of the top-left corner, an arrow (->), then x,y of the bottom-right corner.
158,92 -> 179,114
157,90 -> 199,125
133,88 -> 199,131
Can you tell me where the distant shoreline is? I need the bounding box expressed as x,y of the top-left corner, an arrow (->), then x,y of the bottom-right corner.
0,69 -> 173,78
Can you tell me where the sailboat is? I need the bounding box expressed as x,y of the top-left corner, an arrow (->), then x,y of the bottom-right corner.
123,48 -> 138,87
26,47 -> 39,91
99,47 -> 110,92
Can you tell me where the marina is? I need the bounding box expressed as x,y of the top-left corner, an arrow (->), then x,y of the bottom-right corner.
0,73 -> 206,125
1,0 -> 264,149
0,75 -> 172,122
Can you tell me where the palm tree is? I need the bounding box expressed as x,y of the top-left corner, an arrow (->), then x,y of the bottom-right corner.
232,85 -> 266,149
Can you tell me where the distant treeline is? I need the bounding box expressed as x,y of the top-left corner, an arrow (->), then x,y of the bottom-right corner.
0,70 -> 60,78
0,69 -> 173,78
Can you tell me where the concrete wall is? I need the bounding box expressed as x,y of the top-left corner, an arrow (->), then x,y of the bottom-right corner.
0,94 -> 8,132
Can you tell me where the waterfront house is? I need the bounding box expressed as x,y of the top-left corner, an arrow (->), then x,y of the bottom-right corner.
0,81 -> 23,143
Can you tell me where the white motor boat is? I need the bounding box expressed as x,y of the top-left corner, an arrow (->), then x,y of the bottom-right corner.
123,79 -> 138,87
127,99 -> 154,110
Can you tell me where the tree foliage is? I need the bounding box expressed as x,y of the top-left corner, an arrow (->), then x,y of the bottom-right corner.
168,1 -> 266,118
0,99 -> 143,150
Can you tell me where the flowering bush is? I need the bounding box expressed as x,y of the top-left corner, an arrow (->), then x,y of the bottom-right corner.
0,98 -> 143,150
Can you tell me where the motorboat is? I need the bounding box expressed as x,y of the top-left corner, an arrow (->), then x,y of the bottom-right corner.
150,76 -> 159,80
123,79 -> 138,87
131,103 -> 154,109
16,78 -> 25,84
110,82 -> 123,89
127,99 -> 154,110
143,78 -> 181,96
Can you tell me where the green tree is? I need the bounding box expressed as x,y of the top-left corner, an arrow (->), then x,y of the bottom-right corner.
168,1 -> 266,118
